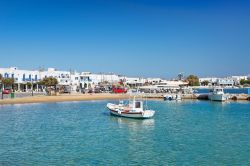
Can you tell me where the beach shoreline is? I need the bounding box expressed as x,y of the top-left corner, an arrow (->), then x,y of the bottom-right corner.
0,93 -> 130,105
1,93 -> 249,105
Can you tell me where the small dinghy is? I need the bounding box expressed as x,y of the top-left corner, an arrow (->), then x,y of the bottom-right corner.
107,96 -> 155,119
164,94 -> 182,101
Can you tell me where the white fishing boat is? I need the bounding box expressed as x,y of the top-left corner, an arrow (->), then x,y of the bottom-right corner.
106,96 -> 155,119
208,87 -> 227,101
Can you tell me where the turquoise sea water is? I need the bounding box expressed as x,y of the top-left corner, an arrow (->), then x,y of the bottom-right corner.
0,100 -> 250,165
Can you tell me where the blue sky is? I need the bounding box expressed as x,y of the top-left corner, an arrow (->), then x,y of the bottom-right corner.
0,0 -> 249,78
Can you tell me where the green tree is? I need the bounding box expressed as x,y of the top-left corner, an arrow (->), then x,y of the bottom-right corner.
201,80 -> 209,86
41,77 -> 58,95
2,78 -> 15,89
186,75 -> 200,86
240,79 -> 244,85
27,82 -> 32,89
37,80 -> 45,86
240,79 -> 250,85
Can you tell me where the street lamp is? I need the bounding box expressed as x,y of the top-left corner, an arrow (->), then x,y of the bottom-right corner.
31,74 -> 34,97
31,79 -> 34,96
1,81 -> 4,100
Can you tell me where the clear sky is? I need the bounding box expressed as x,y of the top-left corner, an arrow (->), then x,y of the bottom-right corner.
0,0 -> 249,78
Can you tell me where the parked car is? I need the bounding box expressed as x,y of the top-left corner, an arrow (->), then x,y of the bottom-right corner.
112,86 -> 128,93
2,89 -> 12,94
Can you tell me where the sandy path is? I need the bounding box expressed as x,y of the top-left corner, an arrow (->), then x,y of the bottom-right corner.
0,93 -> 130,105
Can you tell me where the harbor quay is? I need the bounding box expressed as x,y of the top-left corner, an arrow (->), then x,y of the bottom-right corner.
143,93 -> 250,101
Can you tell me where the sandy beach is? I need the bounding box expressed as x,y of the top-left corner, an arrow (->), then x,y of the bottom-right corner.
0,93 -> 130,105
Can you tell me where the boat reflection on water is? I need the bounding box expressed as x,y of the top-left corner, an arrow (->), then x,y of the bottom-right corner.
109,115 -> 155,130
109,115 -> 155,155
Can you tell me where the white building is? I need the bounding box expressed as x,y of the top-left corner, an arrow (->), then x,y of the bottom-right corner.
199,77 -> 235,87
199,77 -> 218,86
216,78 -> 235,86
0,67 -> 41,91
146,78 -> 162,84
139,80 -> 189,92
40,68 -> 71,86
70,72 -> 80,92
0,67 -> 76,92
124,77 -> 146,87
231,76 -> 248,85
5,66 -> 240,94
79,72 -> 121,89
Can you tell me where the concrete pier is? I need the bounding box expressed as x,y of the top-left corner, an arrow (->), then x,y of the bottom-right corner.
141,93 -> 250,101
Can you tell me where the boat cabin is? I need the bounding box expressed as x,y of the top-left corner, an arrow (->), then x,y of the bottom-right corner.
210,87 -> 224,94
129,100 -> 144,112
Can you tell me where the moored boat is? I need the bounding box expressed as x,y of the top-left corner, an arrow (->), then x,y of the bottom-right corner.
208,87 -> 228,102
106,97 -> 155,119
164,93 -> 182,101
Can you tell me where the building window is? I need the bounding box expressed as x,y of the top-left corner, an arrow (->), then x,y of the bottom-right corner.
4,73 -> 9,78
23,74 -> 25,81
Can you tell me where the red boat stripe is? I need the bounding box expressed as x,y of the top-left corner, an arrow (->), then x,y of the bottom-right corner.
109,109 -> 142,114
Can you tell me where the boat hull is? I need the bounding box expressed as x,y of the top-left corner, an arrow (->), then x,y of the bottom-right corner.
107,103 -> 155,119
208,94 -> 227,101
